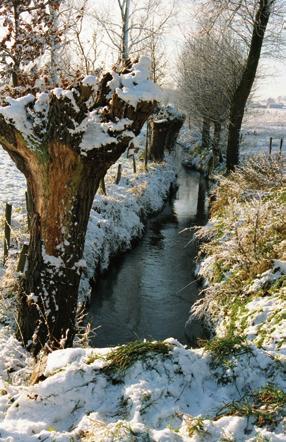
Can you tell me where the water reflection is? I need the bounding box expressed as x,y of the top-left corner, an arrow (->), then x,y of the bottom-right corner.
88,149 -> 208,347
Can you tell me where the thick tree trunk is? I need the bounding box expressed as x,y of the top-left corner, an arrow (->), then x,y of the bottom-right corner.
147,118 -> 171,162
147,106 -> 185,162
226,0 -> 271,171
202,118 -> 210,150
7,135 -> 127,354
165,117 -> 185,152
0,59 -> 157,354
17,152 -> 104,353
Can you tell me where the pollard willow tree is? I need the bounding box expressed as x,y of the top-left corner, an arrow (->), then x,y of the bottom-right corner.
0,57 -> 160,354
147,105 -> 185,162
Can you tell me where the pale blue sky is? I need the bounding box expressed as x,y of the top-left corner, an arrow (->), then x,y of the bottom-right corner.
0,0 -> 285,98
255,59 -> 286,99
165,0 -> 286,99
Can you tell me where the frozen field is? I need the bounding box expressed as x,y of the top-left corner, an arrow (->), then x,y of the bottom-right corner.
241,108 -> 286,156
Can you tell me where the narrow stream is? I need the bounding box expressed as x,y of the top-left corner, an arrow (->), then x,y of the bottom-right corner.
88,150 -> 208,347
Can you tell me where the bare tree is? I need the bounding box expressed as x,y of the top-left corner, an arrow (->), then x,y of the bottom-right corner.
143,28 -> 168,85
177,31 -> 245,163
59,0 -> 104,79
0,1 -> 63,87
201,0 -> 284,170
93,0 -> 175,64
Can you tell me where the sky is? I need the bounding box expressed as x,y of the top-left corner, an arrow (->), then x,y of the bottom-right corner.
164,1 -> 286,99
91,0 -> 286,99
255,59 -> 286,99
0,0 -> 285,99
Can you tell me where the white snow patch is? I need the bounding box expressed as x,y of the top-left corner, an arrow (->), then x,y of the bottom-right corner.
109,56 -> 162,108
82,75 -> 97,87
0,95 -> 35,140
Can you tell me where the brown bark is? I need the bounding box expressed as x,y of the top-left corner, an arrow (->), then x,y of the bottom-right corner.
0,64 -> 156,354
165,117 -> 186,152
147,107 -> 185,162
147,118 -> 170,162
226,0 -> 272,171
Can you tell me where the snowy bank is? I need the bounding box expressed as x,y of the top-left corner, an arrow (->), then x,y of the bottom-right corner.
79,152 -> 176,302
0,144 -> 176,302
0,334 -> 285,441
0,155 -> 285,441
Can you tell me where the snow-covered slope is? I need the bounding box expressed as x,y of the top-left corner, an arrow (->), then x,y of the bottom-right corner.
0,123 -> 285,441
0,144 -> 176,302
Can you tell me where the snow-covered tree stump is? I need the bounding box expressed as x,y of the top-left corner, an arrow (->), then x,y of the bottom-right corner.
0,57 -> 160,354
147,106 -> 185,162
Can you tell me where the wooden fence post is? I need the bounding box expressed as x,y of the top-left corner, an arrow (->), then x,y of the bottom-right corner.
132,155 -> 137,173
269,137 -> 273,155
17,243 -> 29,273
100,176 -> 107,195
115,164 -> 122,184
279,138 -> 283,154
3,203 -> 12,265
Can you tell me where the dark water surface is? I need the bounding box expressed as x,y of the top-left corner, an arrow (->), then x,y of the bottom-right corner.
88,150 -> 208,347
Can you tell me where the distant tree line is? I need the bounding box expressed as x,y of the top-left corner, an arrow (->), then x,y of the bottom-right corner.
177,0 -> 284,171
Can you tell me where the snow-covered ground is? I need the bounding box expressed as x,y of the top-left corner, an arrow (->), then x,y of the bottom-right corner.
179,108 -> 286,174
241,108 -> 286,156
0,112 -> 285,441
0,334 -> 285,442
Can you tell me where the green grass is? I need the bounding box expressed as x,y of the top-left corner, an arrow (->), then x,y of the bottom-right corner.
185,416 -> 207,437
102,340 -> 171,373
216,384 -> 286,428
201,334 -> 251,366
194,155 -> 286,333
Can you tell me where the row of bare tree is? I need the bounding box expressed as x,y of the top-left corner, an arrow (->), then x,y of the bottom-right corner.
178,0 -> 284,170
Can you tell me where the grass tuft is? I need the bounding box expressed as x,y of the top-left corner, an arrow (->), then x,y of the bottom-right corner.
184,416 -> 207,437
216,384 -> 286,428
102,340 -> 171,373
201,334 -> 251,366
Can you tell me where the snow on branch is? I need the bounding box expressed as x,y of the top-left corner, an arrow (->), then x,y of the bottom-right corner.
0,56 -> 160,155
108,56 -> 162,107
